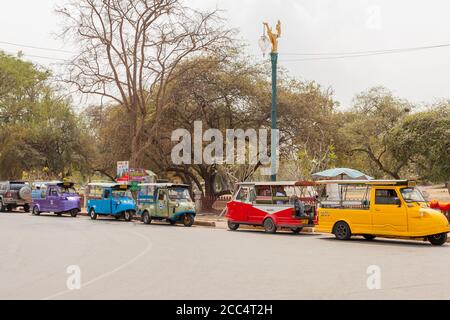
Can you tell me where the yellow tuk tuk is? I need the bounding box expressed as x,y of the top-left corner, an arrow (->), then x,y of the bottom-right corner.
316,180 -> 450,246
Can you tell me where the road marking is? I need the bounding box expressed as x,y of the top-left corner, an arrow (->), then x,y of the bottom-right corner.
41,229 -> 153,300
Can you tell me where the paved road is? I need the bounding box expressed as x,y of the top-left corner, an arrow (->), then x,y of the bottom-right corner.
1,212 -> 450,300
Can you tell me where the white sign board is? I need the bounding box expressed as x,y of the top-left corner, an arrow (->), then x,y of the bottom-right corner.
117,161 -> 129,177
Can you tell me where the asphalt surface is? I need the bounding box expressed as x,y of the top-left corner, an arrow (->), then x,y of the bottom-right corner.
1,212 -> 450,300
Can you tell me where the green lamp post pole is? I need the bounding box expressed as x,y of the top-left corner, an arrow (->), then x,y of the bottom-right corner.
261,21 -> 281,182
270,52 -> 278,182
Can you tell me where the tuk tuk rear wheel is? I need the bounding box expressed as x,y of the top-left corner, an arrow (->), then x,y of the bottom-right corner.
428,233 -> 448,246
32,206 -> 40,216
124,211 -> 133,222
183,214 -> 195,227
228,221 -> 240,231
263,218 -> 277,234
334,221 -> 352,240
89,209 -> 97,220
142,212 -> 152,225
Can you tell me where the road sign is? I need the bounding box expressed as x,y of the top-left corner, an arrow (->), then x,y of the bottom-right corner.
117,161 -> 129,177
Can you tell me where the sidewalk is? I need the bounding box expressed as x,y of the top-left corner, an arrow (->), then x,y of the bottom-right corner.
195,214 -> 227,229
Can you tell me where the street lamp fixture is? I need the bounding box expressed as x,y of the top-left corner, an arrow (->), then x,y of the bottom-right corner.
258,35 -> 271,57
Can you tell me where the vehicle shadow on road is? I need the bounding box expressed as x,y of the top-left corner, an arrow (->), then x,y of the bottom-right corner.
29,214 -> 76,219
318,237 -> 449,248
227,229 -> 322,238
133,222 -> 187,229
0,211 -> 27,215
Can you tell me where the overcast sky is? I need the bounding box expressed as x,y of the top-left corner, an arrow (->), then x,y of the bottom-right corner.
1,0 -> 450,108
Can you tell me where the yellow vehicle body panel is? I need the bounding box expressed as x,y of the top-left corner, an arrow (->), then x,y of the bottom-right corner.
317,186 -> 450,239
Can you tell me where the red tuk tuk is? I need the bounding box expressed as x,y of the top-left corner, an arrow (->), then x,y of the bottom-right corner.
226,181 -> 319,234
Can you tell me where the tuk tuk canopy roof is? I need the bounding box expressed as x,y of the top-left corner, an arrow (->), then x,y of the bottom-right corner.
237,181 -> 317,187
87,182 -> 130,189
56,181 -> 75,188
32,181 -> 75,189
139,183 -> 190,188
316,180 -> 416,187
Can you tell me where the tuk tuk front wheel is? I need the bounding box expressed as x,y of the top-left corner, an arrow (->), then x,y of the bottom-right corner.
428,233 -> 448,246
263,218 -> 277,234
183,214 -> 195,227
124,211 -> 133,222
89,209 -> 97,220
228,221 -> 240,231
363,235 -> 376,241
334,221 -> 352,241
142,212 -> 152,225
23,204 -> 30,213
292,227 -> 303,234
70,209 -> 78,218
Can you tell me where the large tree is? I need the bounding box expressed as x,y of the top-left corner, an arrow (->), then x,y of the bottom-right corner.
0,52 -> 89,180
141,55 -> 338,200
387,103 -> 450,182
142,54 -> 268,199
338,87 -> 412,179
58,0 -> 233,167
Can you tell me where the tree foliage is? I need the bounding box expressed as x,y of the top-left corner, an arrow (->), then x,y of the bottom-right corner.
58,0 -> 234,167
337,87 -> 412,179
0,52 -> 89,180
387,103 -> 450,182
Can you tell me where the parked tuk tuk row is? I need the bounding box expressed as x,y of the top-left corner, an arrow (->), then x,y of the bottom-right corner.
28,181 -> 197,227
5,178 -> 450,246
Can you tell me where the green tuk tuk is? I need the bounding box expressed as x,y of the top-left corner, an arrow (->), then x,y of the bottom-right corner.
137,183 -> 196,227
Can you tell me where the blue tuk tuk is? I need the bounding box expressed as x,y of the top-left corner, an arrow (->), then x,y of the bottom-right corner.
87,183 -> 136,221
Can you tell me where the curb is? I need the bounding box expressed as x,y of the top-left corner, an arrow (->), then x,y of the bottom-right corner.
80,211 -> 216,228
194,220 -> 217,228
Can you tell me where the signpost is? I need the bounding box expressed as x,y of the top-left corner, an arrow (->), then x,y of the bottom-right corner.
117,161 -> 129,178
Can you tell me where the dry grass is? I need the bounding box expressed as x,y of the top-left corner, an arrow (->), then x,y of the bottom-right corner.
420,185 -> 450,202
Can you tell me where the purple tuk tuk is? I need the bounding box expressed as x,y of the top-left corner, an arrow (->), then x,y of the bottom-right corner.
31,182 -> 81,217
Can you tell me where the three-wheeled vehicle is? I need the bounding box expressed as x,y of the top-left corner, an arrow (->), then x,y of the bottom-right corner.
87,183 -> 136,221
226,181 -> 319,234
316,180 -> 450,246
31,181 -> 81,217
137,183 -> 196,227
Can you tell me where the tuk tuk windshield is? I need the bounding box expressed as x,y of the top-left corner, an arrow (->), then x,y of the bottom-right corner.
112,190 -> 132,199
168,188 -> 192,202
401,188 -> 426,203
59,187 -> 77,195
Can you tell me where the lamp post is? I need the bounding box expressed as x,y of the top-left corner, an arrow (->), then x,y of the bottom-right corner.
259,21 -> 281,182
